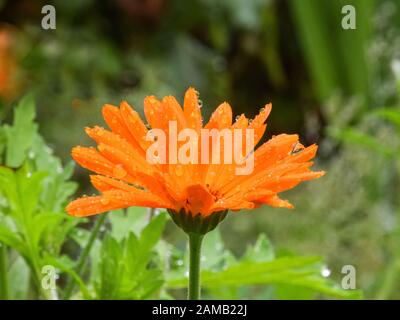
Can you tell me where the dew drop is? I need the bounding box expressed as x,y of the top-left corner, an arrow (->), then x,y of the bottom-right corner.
290,142 -> 305,155
113,164 -> 127,179
100,198 -> 110,205
175,164 -> 184,177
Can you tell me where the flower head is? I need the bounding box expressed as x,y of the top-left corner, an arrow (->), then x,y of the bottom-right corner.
66,88 -> 324,222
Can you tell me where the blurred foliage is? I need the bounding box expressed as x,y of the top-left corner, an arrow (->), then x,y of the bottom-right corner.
1,0 -> 400,300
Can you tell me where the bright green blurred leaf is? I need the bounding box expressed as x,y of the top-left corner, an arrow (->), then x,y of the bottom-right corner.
3,95 -> 38,168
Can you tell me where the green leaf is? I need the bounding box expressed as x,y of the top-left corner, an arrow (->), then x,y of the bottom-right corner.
3,95 -> 38,168
374,108 -> 400,130
127,212 -> 167,275
109,206 -> 148,241
0,166 -> 19,212
168,255 -> 361,299
31,212 -> 66,248
201,228 -> 235,270
95,235 -> 125,299
8,255 -> 30,299
30,135 -> 78,212
94,214 -> 167,300
0,225 -> 27,258
243,233 -> 275,262
139,212 -> 167,251
15,167 -> 47,217
328,127 -> 394,157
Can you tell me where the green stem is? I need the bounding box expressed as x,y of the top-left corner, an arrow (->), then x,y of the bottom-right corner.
188,233 -> 203,300
63,213 -> 107,300
0,243 -> 9,300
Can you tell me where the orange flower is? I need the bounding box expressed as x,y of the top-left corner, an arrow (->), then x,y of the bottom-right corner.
66,88 -> 324,220
0,28 -> 18,100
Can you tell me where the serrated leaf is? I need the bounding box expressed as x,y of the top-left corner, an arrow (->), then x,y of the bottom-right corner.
0,225 -> 27,258
109,206 -> 148,241
243,233 -> 275,262
4,95 -> 38,168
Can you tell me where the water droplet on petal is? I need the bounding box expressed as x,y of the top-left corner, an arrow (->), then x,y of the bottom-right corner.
175,164 -> 184,177
100,198 -> 110,205
290,142 -> 305,155
113,164 -> 127,179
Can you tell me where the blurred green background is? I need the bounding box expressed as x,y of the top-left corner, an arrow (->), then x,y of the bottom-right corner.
1,0 -> 400,299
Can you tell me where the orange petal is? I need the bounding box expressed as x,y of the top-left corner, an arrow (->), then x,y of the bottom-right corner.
102,104 -> 136,145
90,174 -> 174,206
244,189 -> 275,201
256,194 -> 294,209
66,196 -> 126,217
144,95 -> 164,129
162,95 -> 187,130
205,102 -> 232,129
211,198 -> 254,212
183,87 -> 202,132
248,103 -> 272,146
72,146 -> 115,176
287,144 -> 319,163
186,184 -> 215,216
85,126 -> 145,159
119,101 -> 151,151
97,142 -> 152,177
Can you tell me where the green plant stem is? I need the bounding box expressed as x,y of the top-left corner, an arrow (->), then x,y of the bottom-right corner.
63,213 -> 107,300
0,243 -> 9,300
188,233 -> 204,300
